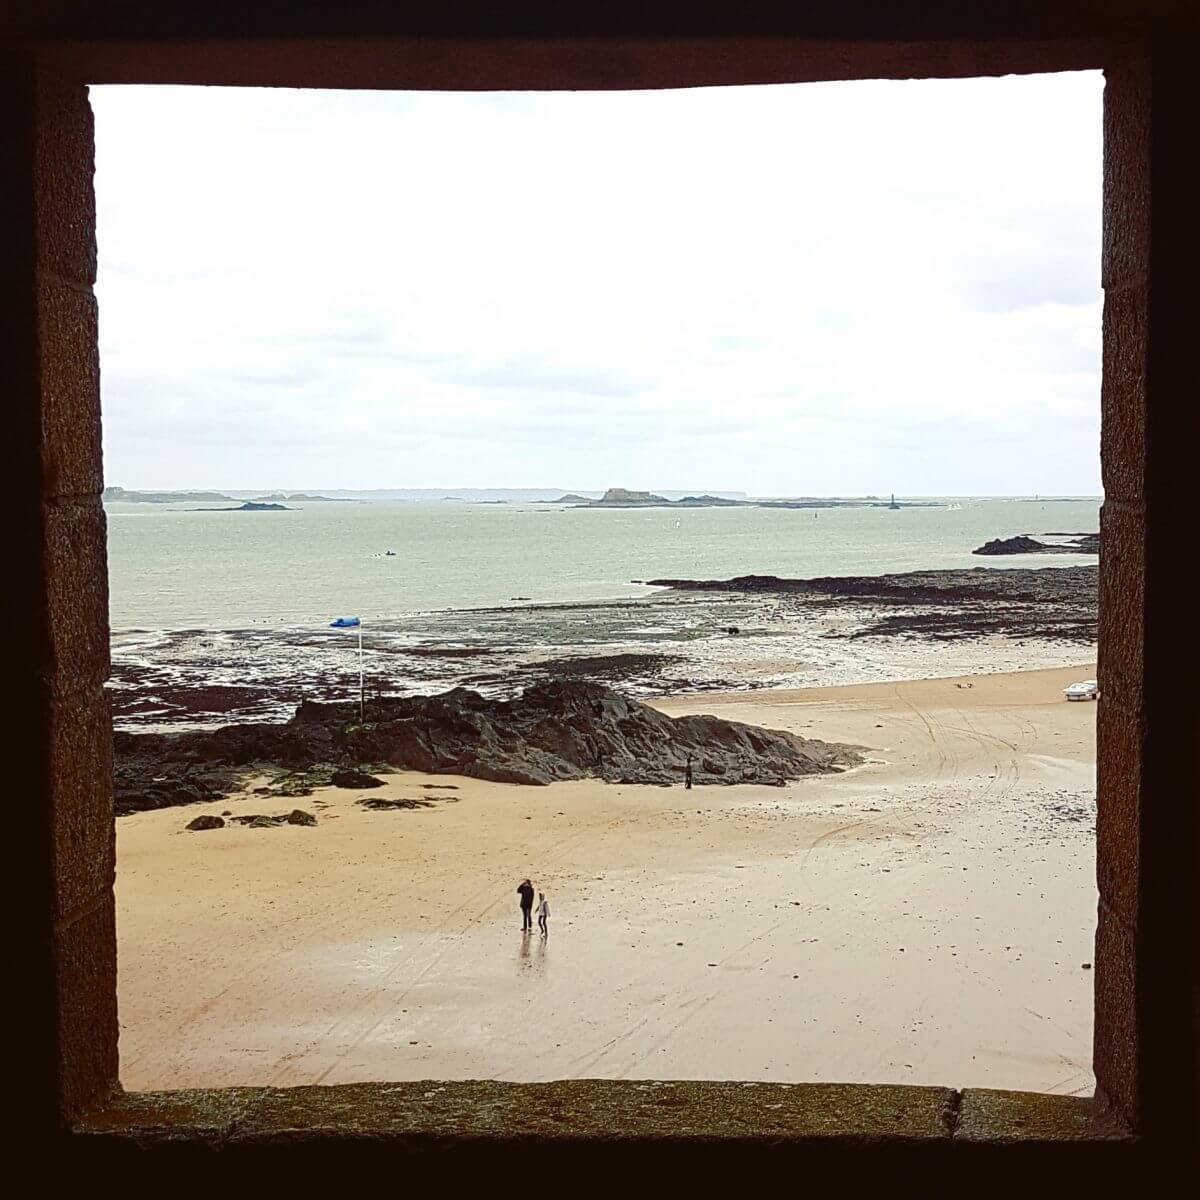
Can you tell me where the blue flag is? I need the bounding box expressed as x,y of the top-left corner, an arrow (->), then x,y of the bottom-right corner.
329,616 -> 361,628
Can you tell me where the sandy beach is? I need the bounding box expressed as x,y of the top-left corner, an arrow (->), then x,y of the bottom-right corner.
117,662 -> 1097,1096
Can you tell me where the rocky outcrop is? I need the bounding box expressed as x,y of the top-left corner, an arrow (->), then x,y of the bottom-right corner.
645,566 -> 1097,605
973,533 -> 1099,556
358,796 -> 436,811
187,500 -> 293,511
199,501 -> 292,511
226,810 -> 317,828
645,566 -> 1097,645
185,814 -> 225,831
588,487 -> 671,507
331,768 -> 384,789
333,681 -> 860,786
974,535 -> 1048,555
114,758 -> 225,814
114,681 -> 861,812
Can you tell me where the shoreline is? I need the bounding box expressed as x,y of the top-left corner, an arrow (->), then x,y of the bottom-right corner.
108,563 -> 1097,731
117,663 -> 1097,1095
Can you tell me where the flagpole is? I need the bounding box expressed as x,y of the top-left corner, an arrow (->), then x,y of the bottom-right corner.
329,617 -> 364,720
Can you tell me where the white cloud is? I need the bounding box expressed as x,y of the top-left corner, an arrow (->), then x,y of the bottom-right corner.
93,72 -> 1103,494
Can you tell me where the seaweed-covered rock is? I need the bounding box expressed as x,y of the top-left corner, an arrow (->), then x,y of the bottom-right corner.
115,680 -> 860,800
185,814 -> 224,831
114,762 -> 222,815
233,814 -> 281,828
357,797 -> 435,811
331,768 -> 384,789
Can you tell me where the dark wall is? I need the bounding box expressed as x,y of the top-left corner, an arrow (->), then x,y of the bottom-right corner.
4,0 -> 1196,1179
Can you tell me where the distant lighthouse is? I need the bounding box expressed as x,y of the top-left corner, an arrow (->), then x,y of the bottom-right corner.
888,493 -> 900,510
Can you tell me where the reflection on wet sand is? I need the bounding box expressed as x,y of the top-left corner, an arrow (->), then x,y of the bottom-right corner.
518,929 -> 548,976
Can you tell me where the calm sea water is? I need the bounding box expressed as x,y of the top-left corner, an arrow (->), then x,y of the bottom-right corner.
106,498 -> 1100,631
105,497 -> 1100,728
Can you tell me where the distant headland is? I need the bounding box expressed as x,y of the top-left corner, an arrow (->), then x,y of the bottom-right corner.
104,486 -> 345,505
560,487 -> 939,510
104,486 -> 235,504
251,492 -> 357,503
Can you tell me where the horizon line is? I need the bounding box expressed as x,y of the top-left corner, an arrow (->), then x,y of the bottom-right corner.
103,485 -> 1105,500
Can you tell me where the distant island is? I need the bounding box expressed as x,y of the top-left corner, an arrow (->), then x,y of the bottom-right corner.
105,486 -> 348,505
106,483 -> 948,510
584,488 -> 676,507
567,487 -> 939,510
197,501 -> 292,512
104,486 -> 234,504
251,492 -> 354,503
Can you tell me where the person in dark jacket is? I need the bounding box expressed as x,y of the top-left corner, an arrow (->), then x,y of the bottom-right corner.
517,879 -> 535,931
684,754 -> 694,790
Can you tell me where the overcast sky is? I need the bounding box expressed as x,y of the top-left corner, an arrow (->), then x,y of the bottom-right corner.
93,72 -> 1102,496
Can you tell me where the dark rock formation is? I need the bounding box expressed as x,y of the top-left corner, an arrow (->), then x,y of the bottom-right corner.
527,652 -> 682,686
588,487 -> 671,506
185,814 -> 224,831
113,681 -> 861,811
358,796 -> 436,811
973,533 -> 1098,556
221,810 -> 316,828
331,768 -> 384,789
974,535 -> 1048,555
406,645 -> 497,659
323,681 -> 860,787
113,756 -> 225,815
645,566 -> 1097,645
191,500 -> 293,511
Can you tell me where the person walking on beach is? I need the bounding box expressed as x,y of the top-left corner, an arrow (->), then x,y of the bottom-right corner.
517,878 -> 535,931
684,754 -> 694,790
536,891 -> 550,936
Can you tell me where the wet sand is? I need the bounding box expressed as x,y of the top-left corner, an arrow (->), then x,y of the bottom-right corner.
117,664 -> 1097,1095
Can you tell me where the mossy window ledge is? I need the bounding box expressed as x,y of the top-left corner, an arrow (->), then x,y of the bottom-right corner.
75,1082 -> 1129,1150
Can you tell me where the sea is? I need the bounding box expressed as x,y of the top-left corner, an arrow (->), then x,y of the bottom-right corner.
106,497 -> 1101,729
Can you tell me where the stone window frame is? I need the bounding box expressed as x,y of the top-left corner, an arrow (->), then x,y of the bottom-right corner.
10,6 -> 1195,1173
